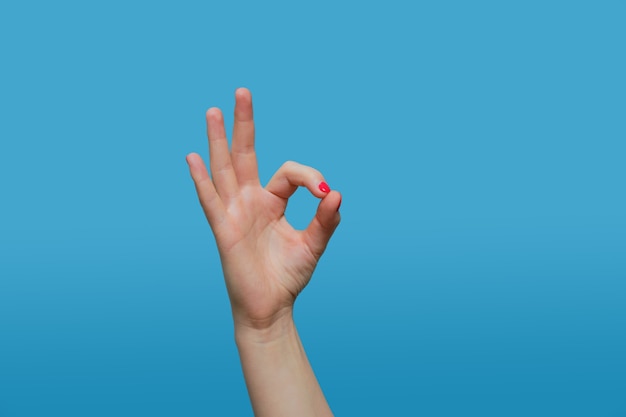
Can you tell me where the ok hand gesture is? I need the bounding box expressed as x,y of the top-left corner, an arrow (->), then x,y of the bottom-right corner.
186,88 -> 342,331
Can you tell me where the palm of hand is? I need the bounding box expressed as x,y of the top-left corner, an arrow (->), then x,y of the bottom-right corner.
186,89 -> 341,329
218,186 -> 318,326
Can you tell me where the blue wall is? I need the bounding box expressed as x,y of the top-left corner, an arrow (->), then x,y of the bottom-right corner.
1,1 -> 624,415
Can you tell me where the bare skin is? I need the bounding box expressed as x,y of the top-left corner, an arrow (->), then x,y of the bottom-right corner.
186,88 -> 340,417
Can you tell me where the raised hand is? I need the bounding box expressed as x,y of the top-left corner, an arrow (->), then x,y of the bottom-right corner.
186,88 -> 342,331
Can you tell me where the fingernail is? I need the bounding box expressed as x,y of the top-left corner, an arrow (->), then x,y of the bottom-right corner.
319,182 -> 330,193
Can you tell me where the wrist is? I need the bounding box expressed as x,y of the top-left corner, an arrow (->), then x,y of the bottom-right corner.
234,307 -> 297,345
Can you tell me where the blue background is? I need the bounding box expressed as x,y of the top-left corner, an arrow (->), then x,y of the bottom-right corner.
1,1 -> 625,416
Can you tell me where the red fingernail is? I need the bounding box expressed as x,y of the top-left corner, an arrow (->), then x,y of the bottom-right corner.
319,182 -> 330,193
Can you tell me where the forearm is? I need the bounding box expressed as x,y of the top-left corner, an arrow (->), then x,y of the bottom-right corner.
234,310 -> 334,417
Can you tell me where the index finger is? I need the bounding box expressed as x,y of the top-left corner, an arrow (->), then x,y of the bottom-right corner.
265,161 -> 330,200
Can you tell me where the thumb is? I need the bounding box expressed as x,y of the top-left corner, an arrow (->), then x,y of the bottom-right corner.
303,190 -> 342,259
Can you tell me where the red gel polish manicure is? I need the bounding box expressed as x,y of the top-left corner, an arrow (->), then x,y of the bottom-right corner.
319,182 -> 330,193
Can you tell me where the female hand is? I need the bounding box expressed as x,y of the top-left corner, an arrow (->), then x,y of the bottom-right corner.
186,88 -> 342,331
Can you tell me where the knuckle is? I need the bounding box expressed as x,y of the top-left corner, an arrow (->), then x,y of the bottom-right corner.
281,160 -> 322,177
282,160 -> 299,171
